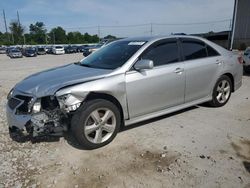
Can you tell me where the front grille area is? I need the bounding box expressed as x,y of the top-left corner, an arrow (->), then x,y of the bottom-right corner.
8,94 -> 33,114
8,98 -> 22,110
15,95 -> 33,114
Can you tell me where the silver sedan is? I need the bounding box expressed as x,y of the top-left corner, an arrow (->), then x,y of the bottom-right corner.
6,36 -> 243,149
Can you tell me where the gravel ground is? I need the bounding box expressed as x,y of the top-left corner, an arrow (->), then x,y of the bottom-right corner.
0,53 -> 249,188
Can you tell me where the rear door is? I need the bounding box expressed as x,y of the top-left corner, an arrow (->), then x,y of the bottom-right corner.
125,39 -> 185,118
180,38 -> 222,103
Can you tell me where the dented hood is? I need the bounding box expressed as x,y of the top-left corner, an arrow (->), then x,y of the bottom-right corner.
15,63 -> 112,97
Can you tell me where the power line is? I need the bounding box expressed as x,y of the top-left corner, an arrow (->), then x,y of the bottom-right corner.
153,19 -> 231,26
45,19 -> 231,31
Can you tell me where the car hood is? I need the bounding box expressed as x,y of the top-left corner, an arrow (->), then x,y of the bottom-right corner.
14,63 -> 113,97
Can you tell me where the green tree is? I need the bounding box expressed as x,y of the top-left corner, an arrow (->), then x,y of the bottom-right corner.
0,32 -> 12,45
9,20 -> 25,45
104,35 -> 117,40
48,27 -> 67,44
29,22 -> 47,44
82,33 -> 99,43
67,31 -> 84,44
90,34 -> 99,43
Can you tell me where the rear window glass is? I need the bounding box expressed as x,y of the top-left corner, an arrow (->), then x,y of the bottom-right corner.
207,45 -> 219,57
182,41 -> 207,60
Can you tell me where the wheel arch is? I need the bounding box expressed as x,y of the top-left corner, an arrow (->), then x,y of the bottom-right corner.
85,92 -> 125,126
223,73 -> 235,92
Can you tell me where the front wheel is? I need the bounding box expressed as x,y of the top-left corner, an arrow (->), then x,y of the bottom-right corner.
71,99 -> 121,149
209,75 -> 232,107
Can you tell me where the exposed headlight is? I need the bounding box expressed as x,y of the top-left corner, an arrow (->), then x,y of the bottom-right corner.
32,100 -> 41,113
57,94 -> 85,112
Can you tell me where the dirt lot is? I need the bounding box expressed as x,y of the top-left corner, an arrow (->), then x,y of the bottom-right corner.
0,53 -> 249,188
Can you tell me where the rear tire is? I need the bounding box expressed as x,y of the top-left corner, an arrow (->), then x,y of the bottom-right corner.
71,99 -> 121,149
209,75 -> 232,107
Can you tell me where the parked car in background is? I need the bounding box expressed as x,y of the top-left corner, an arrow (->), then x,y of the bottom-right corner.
82,44 -> 103,57
46,46 -> 53,54
0,47 -> 6,54
52,46 -> 65,55
8,48 -> 23,58
23,48 -> 37,57
243,47 -> 250,73
65,45 -> 77,54
77,45 -> 89,52
6,47 -> 16,56
6,36 -> 243,149
37,47 -> 46,55
71,46 -> 78,53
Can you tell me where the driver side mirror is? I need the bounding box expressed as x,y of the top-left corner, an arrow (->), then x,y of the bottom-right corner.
134,59 -> 154,70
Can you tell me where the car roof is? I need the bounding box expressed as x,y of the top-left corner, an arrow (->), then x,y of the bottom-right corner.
120,35 -> 211,42
119,35 -> 229,55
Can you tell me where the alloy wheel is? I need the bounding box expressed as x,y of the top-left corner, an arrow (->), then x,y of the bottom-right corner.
84,108 -> 116,144
216,80 -> 231,104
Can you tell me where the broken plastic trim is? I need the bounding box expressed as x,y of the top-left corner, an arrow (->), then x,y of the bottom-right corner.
57,93 -> 85,112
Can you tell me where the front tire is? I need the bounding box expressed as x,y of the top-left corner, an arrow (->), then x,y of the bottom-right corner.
71,99 -> 121,149
209,75 -> 232,107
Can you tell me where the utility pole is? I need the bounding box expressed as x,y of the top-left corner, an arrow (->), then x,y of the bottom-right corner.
11,33 -> 14,44
53,31 -> 55,44
17,11 -> 20,26
3,9 -> 10,42
150,23 -> 153,36
98,25 -> 101,42
230,0 -> 238,50
228,19 -> 232,49
23,35 -> 26,45
45,33 -> 47,44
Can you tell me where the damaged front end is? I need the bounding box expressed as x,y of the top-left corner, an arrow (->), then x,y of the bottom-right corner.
6,90 -> 85,137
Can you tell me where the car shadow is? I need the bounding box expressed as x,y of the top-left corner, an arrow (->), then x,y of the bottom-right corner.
9,105 -> 199,150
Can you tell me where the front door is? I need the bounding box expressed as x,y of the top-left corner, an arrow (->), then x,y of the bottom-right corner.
125,39 -> 185,118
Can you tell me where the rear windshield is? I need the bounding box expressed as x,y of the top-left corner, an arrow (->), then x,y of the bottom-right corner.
55,46 -> 63,49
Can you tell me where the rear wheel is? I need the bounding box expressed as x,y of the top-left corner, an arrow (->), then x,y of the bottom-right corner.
209,75 -> 232,107
71,99 -> 121,149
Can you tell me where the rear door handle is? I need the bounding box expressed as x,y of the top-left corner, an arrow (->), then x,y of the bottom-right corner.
174,68 -> 184,74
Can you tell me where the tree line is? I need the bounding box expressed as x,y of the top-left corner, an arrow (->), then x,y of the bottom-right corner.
0,21 -> 116,45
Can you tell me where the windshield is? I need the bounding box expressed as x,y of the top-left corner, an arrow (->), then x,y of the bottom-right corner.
55,46 -> 63,49
11,49 -> 20,53
27,49 -> 35,53
80,40 -> 146,70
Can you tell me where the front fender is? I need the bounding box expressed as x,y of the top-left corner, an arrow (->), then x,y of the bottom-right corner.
55,73 -> 129,119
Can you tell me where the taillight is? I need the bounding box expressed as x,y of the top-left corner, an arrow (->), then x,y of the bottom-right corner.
238,56 -> 243,64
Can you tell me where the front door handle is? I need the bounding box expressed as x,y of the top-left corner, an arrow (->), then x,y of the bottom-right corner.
174,68 -> 184,74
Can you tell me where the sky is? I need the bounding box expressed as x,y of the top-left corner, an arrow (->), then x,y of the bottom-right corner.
0,0 -> 235,37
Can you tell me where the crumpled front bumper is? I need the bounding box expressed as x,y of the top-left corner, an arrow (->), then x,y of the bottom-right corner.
6,104 -> 31,130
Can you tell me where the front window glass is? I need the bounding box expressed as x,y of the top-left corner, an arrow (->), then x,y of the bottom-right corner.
141,41 -> 179,66
80,40 -> 146,69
